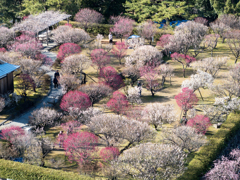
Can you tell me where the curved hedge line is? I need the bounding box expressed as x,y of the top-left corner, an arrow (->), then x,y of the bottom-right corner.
0,159 -> 92,180
179,112 -> 240,180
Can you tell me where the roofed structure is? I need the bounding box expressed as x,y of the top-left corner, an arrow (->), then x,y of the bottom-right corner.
0,60 -> 20,94
11,11 -> 72,34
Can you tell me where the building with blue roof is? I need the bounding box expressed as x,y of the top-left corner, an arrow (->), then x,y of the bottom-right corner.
0,60 -> 20,94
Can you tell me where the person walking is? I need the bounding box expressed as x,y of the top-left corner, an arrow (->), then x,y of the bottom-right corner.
109,32 -> 113,43
53,77 -> 58,88
137,80 -> 143,96
58,131 -> 64,148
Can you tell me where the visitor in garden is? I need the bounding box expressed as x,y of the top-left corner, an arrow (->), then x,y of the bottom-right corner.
137,80 -> 143,96
54,70 -> 60,79
53,77 -> 58,88
109,32 -> 113,43
58,131 -> 64,148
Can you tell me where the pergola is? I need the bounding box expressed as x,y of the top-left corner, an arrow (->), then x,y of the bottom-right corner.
11,11 -> 72,45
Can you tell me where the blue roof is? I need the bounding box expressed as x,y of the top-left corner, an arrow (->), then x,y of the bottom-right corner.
0,60 -> 20,79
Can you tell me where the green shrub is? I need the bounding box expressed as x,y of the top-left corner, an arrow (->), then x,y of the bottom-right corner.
0,159 -> 92,180
179,112 -> 240,180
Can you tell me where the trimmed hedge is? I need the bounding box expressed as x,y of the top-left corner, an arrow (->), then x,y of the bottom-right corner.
59,20 -> 113,36
0,159 -> 92,180
179,112 -> 240,180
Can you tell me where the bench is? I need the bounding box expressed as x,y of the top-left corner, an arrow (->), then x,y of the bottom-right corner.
101,40 -> 117,45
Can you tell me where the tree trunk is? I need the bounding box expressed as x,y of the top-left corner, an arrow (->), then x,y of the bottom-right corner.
151,88 -> 155,97
198,89 -> 204,101
183,68 -> 186,78
222,37 -> 225,43
211,50 -> 213,57
154,124 -> 158,130
120,142 -> 132,154
81,72 -> 87,84
161,76 -> 165,86
235,57 -> 239,64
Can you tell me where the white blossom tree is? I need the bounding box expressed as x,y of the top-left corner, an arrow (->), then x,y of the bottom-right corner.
127,37 -> 145,49
161,126 -> 207,153
142,103 -> 176,130
59,73 -> 81,94
52,25 -> 90,45
181,70 -> 214,100
159,64 -> 174,86
61,54 -> 91,84
125,45 -> 163,68
88,114 -> 156,151
111,143 -> 186,180
137,20 -> 158,45
78,83 -> 113,106
29,107 -> 62,131
0,27 -> 14,48
167,21 -> 208,56
68,107 -> 102,124
127,86 -> 142,105
191,57 -> 228,78
210,21 -> 230,43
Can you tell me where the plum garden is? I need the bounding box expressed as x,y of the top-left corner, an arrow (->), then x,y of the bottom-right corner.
0,10 -> 240,180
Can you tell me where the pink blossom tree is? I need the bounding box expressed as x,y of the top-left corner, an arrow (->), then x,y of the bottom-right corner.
61,120 -> 81,135
99,66 -> 124,90
11,31 -> 43,59
175,87 -> 199,118
106,91 -> 129,114
156,34 -> 173,48
140,66 -> 160,97
111,41 -> 128,64
110,17 -> 135,42
171,52 -> 196,78
74,8 -> 103,31
137,20 -> 158,45
187,115 -> 211,135
91,49 -> 110,70
64,132 -> 98,166
0,126 -> 25,143
100,147 -> 120,162
57,43 -> 81,61
60,90 -> 91,112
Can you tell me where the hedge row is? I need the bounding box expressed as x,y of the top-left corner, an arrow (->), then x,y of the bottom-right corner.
179,112 -> 240,180
59,20 -> 173,40
0,159 -> 92,180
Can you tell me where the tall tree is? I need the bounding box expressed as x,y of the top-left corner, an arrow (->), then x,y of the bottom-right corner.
0,0 -> 23,24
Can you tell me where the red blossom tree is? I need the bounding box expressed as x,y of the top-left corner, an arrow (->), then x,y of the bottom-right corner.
57,43 -> 81,61
110,17 -> 135,42
91,49 -> 110,70
100,147 -> 120,162
99,66 -> 124,90
187,115 -> 211,135
0,47 -> 6,52
64,132 -> 98,165
0,126 -> 25,143
140,66 -> 160,97
106,91 -> 129,114
175,87 -> 199,118
111,41 -> 128,64
171,52 -> 196,78
60,90 -> 91,112
74,8 -> 103,31
65,23 -> 73,27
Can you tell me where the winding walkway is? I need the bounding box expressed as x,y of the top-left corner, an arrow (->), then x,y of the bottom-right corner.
0,44 -> 62,131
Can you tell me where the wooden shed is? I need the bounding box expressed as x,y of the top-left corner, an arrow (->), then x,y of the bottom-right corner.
0,60 -> 20,94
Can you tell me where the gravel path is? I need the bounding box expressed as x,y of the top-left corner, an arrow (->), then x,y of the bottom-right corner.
0,46 -> 62,131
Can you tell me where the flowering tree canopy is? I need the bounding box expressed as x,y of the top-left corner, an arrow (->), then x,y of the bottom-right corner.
99,66 -> 124,90
0,27 -> 14,48
171,52 -> 196,77
57,43 -> 81,61
175,87 -> 199,116
91,49 -> 110,70
111,41 -> 128,64
137,20 -> 158,45
64,132 -> 98,165
60,90 -> 91,112
187,115 -> 211,135
100,147 -> 120,162
110,17 -> 135,41
106,91 -> 128,114
74,8 -> 103,30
